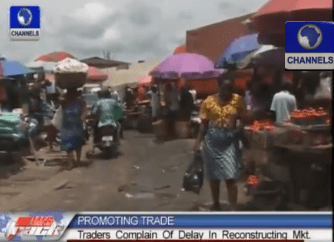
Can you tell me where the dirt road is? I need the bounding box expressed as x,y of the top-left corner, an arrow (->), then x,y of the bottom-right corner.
1,131 -> 250,212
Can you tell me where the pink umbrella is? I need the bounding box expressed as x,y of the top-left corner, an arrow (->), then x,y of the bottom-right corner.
87,67 -> 108,82
149,53 -> 221,80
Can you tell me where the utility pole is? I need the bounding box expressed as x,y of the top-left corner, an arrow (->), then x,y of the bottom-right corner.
103,51 -> 111,60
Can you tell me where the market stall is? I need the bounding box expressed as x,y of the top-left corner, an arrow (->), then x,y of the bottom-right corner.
150,53 -> 221,140
244,108 -> 332,210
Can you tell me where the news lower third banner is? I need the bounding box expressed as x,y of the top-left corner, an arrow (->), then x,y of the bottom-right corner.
285,21 -> 334,70
0,212 -> 332,241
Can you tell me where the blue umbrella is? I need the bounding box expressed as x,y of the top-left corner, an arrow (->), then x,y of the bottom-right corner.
0,58 -> 33,77
215,33 -> 261,69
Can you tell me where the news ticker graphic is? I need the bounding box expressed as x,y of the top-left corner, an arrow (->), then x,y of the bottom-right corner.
285,21 -> 334,70
0,212 -> 332,241
9,6 -> 40,41
66,241 -> 305,242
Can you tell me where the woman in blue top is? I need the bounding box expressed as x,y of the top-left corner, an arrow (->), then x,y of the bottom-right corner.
60,88 -> 86,170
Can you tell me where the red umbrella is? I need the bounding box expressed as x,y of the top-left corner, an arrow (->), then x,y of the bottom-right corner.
138,75 -> 152,86
252,0 -> 332,18
35,51 -> 77,62
87,67 -> 108,82
173,45 -> 188,55
137,75 -> 153,102
44,73 -> 55,89
45,73 -> 55,83
249,0 -> 332,45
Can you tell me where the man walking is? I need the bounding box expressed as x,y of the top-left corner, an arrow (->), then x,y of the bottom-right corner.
270,82 -> 297,123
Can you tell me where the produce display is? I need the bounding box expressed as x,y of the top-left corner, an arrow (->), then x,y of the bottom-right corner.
247,175 -> 259,186
54,58 -> 88,89
249,120 -> 275,132
291,108 -> 329,125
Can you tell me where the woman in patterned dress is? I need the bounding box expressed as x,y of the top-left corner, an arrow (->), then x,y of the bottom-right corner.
60,88 -> 87,170
193,73 -> 248,211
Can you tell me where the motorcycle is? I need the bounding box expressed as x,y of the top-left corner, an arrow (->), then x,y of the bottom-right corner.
86,122 -> 121,159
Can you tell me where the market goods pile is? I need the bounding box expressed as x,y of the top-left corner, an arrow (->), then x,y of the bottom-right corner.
291,108 -> 329,125
249,120 -> 275,132
54,58 -> 88,89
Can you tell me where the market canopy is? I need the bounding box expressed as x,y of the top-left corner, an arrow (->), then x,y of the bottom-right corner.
0,58 -> 34,77
35,51 -> 76,62
81,57 -> 129,68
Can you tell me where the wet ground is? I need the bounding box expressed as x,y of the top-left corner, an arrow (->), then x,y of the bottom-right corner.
1,130 -> 252,212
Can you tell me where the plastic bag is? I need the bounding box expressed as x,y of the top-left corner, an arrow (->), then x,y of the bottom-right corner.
27,118 -> 39,137
52,106 -> 63,131
182,151 -> 204,194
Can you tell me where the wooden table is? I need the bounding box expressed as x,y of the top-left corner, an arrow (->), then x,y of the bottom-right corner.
273,143 -> 332,208
123,110 -> 144,129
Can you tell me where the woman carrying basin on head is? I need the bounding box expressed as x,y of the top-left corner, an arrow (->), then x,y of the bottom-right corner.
60,88 -> 86,170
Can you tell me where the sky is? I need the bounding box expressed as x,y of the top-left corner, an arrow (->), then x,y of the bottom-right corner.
0,0 -> 268,64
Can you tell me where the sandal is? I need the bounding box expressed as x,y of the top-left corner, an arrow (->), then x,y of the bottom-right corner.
209,204 -> 222,211
66,164 -> 75,171
66,159 -> 76,171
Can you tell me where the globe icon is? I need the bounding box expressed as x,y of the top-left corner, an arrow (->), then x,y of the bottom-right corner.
17,8 -> 33,26
297,24 -> 323,50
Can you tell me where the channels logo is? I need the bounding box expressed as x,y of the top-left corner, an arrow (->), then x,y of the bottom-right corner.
9,6 -> 40,41
297,24 -> 323,50
285,21 -> 334,70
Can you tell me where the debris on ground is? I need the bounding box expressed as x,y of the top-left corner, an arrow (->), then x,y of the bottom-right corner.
118,185 -> 128,193
154,185 -> 171,191
125,193 -> 133,198
53,179 -> 70,191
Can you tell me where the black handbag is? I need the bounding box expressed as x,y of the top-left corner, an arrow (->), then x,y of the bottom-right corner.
182,151 -> 204,194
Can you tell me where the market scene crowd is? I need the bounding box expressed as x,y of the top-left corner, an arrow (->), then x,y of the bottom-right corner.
0,0 -> 332,212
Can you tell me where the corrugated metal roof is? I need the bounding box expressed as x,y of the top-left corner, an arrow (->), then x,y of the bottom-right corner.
81,57 -> 130,68
104,59 -> 162,87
